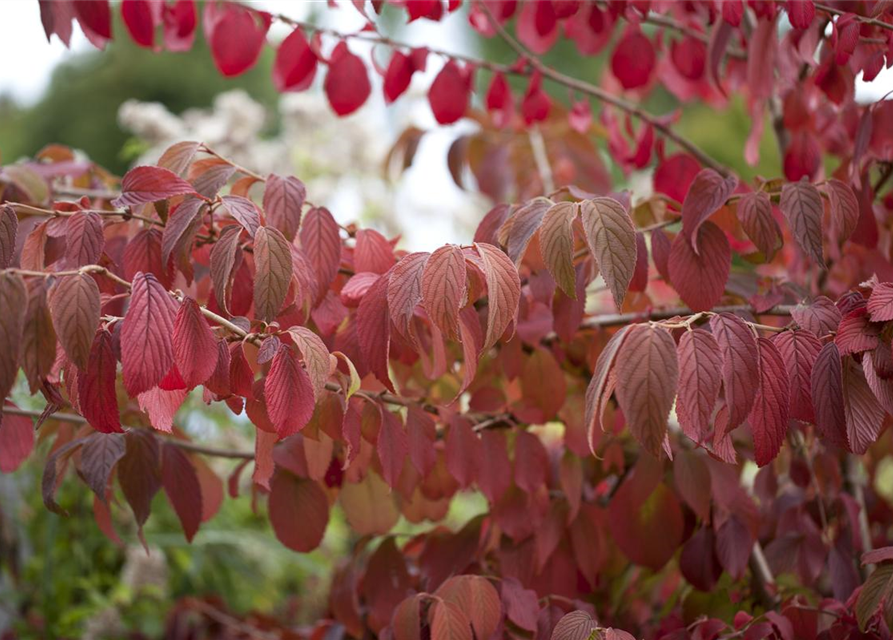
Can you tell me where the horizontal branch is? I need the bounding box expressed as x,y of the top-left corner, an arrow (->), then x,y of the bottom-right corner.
0,406 -> 254,460
579,304 -> 795,329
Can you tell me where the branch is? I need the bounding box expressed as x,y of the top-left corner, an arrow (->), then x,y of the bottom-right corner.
577,304 -> 795,329
480,4 -> 730,176
814,3 -> 893,33
0,406 -> 254,460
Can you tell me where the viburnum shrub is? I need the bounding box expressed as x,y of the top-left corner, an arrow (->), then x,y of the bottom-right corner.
5,0 -> 893,638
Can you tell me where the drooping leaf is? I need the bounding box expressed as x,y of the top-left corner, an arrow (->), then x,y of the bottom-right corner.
162,196 -> 205,277
842,354 -> 885,454
0,205 -> 17,269
207,3 -> 270,77
325,42 -> 371,116
121,272 -> 178,397
124,227 -> 169,287
209,225 -> 242,315
286,326 -> 331,399
357,271 -> 393,391
749,338 -> 790,466
21,279 -> 56,392
269,470 -> 329,552
474,242 -> 521,350
779,180 -> 825,268
78,330 -> 122,434
48,273 -> 99,372
539,201 -> 578,297
675,328 -> 722,444
429,600 -> 473,640
387,251 -> 429,344
710,313 -> 760,432
173,297 -> 218,389
117,429 -> 161,531
811,342 -> 848,449
421,244 -> 467,340
736,191 -> 782,260
354,229 -> 395,275
300,206 -> 341,304
435,575 -> 501,640
579,197 -> 637,310
253,226 -> 293,323
64,211 -> 104,268
856,563 -> 893,632
273,27 -> 317,93
265,345 -> 315,438
377,407 -> 409,488
835,308 -> 880,355
826,178 -> 859,243
772,329 -> 821,422
0,409 -> 34,474
584,326 -> 632,451
668,220 -> 730,312
339,471 -> 399,536
263,174 -> 306,241
428,60 -> 470,124
681,168 -> 738,247
112,165 -> 198,208
161,443 -> 203,542
219,195 -> 260,238
80,432 -> 125,499
503,197 -> 550,267
614,324 -> 678,456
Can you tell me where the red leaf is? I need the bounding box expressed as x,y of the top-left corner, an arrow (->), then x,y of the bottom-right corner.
434,575 -> 501,640
269,470 -> 329,552
273,27 -> 317,92
325,42 -> 371,116
486,72 -> 514,127
811,342 -> 848,449
681,169 -> 738,247
668,220 -> 730,312
521,347 -> 567,422
584,326 -> 631,451
407,405 -> 437,476
161,443 -> 202,541
299,206 -> 341,304
121,0 -> 157,48
387,251 -> 429,343
787,0 -> 816,29
162,0 -> 197,52
514,430 -> 549,493
0,205 -> 17,269
710,313 -> 760,432
112,165 -> 198,208
253,226 -> 293,322
474,242 -> 521,350
219,195 -> 260,238
21,280 -> 56,392
78,330 -> 122,434
843,355 -> 885,454
429,601 -> 473,640
477,430 -> 511,503
868,282 -> 893,322
674,450 -> 711,520
124,228 -> 169,288
580,197 -> 637,310
422,244 -> 467,340
504,197 -> 550,266
207,4 -> 270,77
502,577 -> 539,631
117,429 -> 161,530
551,611 -> 596,640
65,211 -> 104,268
835,308 -> 880,355
378,407 -> 408,488
429,61 -> 470,124
80,432 -> 125,498
286,326 -> 331,399
121,272 -> 178,396
539,201 -> 577,297
826,179 -> 859,243
779,180 -> 825,268
383,50 -> 414,104
736,191 -> 782,260
173,297 -> 218,389
772,330 -> 821,423
716,516 -> 753,580
162,197 -> 205,279
792,296 -> 841,337
263,174 -> 306,242
749,338 -> 790,466
0,408 -> 34,473
265,345 -> 315,438
521,70 -> 551,124
445,417 -> 480,488
357,271 -> 394,391
209,225 -> 242,315
48,273 -> 100,371
74,0 -> 112,46
611,27 -> 655,89
675,328 -> 722,444
615,324 -> 678,455
355,229 -> 395,275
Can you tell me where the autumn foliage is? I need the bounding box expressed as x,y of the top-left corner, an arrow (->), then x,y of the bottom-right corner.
6,0 -> 893,638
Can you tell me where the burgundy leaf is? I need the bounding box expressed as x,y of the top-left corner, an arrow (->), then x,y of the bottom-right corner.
736,191 -> 782,260
112,165 -> 198,208
675,328 -> 722,444
78,330 -> 123,434
811,342 -> 848,449
300,206 -> 341,304
48,273 -> 100,371
779,180 -> 825,268
266,345 -> 315,437
681,169 -> 738,247
263,174 -> 306,241
121,272 -> 178,396
161,443 -> 203,541
772,330 -> 821,422
792,296 -> 841,337
749,338 -> 790,466
173,297 -> 218,389
668,220 -> 730,312
710,313 -> 760,432
253,226 -> 293,323
422,244 -> 467,340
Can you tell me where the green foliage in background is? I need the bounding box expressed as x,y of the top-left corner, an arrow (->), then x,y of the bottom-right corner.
0,13 -> 278,175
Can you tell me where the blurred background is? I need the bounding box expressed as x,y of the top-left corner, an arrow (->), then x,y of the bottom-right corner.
1,1 -> 893,638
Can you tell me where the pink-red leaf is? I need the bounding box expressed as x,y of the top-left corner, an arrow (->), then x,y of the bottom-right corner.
772,330 -> 821,422
357,271 -> 393,390
422,244 -> 467,340
48,273 -> 100,371
843,354 -> 885,454
668,220 -> 730,312
173,297 -> 218,389
121,272 -> 178,396
387,251 -> 429,343
474,242 -> 521,350
539,201 -> 578,297
78,330 -> 122,434
429,61 -> 470,124
65,211 -> 104,268
161,443 -> 203,542
710,313 -> 760,432
269,470 -> 329,552
253,226 -> 293,323
265,345 -> 315,438
779,180 -> 825,268
0,409 -> 34,473
792,296 -> 841,337
615,324 -> 678,456
675,328 -> 722,444
300,206 -> 341,304
580,197 -> 637,310
325,42 -> 371,116
273,27 -> 317,93
736,191 -> 782,260
263,174 -> 306,241
681,169 -> 738,247
811,342 -> 848,449
749,338 -> 790,466
112,165 -> 198,208
868,282 -> 893,322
